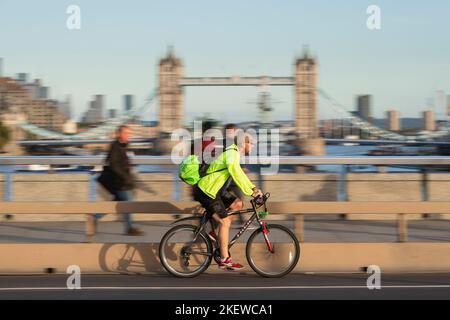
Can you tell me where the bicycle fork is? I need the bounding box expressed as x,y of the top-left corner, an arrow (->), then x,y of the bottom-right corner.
260,221 -> 274,253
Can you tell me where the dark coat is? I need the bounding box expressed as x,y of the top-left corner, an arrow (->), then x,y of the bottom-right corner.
107,140 -> 135,191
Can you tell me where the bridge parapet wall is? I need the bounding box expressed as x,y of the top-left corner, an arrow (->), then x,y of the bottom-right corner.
2,172 -> 450,221
347,173 -> 423,220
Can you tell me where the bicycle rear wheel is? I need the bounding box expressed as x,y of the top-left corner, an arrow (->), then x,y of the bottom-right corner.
159,224 -> 213,278
246,224 -> 300,278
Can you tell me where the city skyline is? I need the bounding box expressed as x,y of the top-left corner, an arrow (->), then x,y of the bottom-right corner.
1,0 -> 450,123
3,56 -> 446,126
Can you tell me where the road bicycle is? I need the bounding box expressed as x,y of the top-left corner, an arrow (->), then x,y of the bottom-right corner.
159,192 -> 300,278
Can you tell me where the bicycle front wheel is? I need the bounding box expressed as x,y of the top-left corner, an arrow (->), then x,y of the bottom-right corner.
159,224 -> 213,278
246,224 -> 300,278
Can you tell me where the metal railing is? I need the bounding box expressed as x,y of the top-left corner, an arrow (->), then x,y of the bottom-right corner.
1,156 -> 450,243
1,155 -> 450,165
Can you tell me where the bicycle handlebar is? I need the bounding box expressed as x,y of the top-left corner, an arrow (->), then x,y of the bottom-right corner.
252,192 -> 270,207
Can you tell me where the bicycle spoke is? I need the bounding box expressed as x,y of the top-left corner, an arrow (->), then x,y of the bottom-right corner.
246,224 -> 300,277
159,225 -> 213,277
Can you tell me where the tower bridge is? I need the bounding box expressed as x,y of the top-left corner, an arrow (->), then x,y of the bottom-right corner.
158,47 -> 322,154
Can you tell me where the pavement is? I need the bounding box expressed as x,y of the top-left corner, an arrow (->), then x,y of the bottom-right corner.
1,218 -> 450,243
0,273 -> 449,299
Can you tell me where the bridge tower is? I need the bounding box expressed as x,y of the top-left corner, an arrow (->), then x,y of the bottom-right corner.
158,47 -> 184,134
295,48 -> 325,155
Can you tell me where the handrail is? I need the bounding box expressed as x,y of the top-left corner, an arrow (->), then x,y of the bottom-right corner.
1,156 -> 450,165
1,201 -> 449,214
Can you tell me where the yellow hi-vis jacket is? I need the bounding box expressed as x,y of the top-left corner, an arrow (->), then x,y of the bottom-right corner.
197,144 -> 256,199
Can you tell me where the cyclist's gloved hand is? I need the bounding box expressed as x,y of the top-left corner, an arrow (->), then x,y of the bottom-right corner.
252,188 -> 263,198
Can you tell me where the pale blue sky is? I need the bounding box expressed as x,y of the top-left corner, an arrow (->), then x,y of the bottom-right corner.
1,0 -> 449,123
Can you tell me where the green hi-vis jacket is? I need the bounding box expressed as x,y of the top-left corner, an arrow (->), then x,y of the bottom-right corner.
197,144 -> 256,199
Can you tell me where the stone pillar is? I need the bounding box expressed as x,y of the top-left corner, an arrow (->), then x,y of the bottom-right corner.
387,110 -> 400,131
158,48 -> 184,135
298,138 -> 325,156
423,110 -> 435,131
295,48 -> 325,155
447,95 -> 450,118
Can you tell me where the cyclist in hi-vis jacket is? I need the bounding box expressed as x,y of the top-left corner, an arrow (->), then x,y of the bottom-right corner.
193,134 -> 263,270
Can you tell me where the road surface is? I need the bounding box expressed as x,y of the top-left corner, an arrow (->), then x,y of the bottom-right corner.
0,273 -> 449,300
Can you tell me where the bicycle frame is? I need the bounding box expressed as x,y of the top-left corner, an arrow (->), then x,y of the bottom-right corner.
227,199 -> 266,249
190,193 -> 271,252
